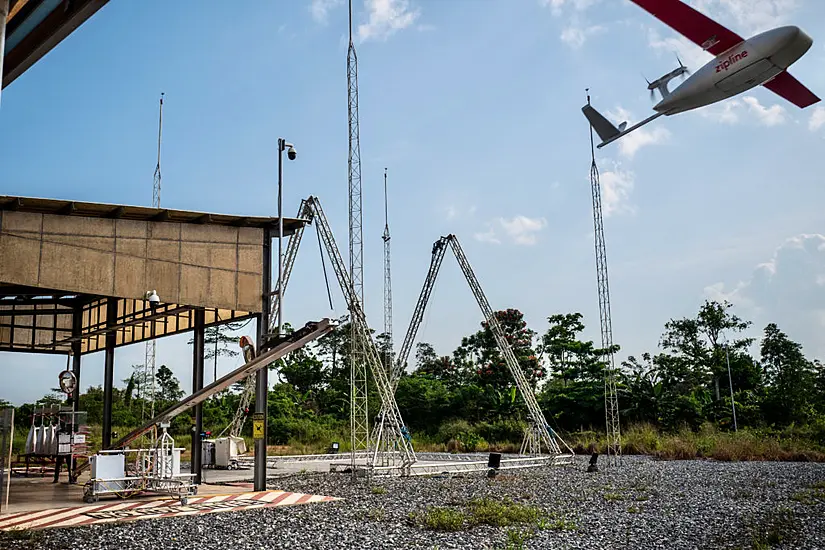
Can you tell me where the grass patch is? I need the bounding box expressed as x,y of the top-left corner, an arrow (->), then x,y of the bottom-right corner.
409,506 -> 465,532
370,486 -> 387,495
566,423 -> 825,462
537,516 -> 577,531
367,507 -> 385,521
503,528 -> 534,549
789,482 -> 825,506
747,508 -> 801,549
410,497 -> 573,535
603,492 -> 625,502
627,505 -> 641,514
1,528 -> 41,542
467,498 -> 542,527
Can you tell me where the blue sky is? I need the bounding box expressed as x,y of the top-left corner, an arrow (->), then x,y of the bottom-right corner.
2,0 -> 825,404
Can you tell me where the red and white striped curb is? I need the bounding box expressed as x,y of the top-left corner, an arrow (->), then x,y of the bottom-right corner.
0,490 -> 340,531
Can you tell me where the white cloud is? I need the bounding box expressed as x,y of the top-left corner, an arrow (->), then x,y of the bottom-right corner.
647,29 -> 713,72
541,0 -> 601,17
688,0 -> 798,36
474,227 -> 501,245
605,106 -> 670,159
645,1 -> 799,72
696,96 -> 786,127
310,0 -> 343,24
741,96 -> 786,126
699,99 -> 743,124
704,233 -> 825,358
445,204 -> 476,221
560,23 -> 606,48
598,162 -> 636,218
474,215 -> 548,246
357,0 -> 420,42
809,106 -> 825,132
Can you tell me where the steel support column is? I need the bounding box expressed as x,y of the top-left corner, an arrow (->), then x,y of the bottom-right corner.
71,308 -> 82,410
70,307 -> 82,482
192,308 -> 205,484
102,299 -> 117,449
254,227 -> 273,491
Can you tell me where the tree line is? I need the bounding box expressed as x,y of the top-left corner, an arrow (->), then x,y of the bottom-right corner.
4,300 -> 824,452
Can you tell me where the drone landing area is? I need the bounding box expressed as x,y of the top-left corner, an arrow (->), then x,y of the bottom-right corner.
0,481 -> 338,531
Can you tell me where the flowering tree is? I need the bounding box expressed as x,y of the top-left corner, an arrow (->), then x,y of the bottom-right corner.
453,308 -> 544,391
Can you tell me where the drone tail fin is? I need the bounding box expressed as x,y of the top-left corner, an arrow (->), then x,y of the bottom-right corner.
582,104 -> 623,145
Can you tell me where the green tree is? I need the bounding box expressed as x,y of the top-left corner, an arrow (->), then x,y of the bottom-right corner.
538,313 -> 612,431
760,323 -> 816,426
155,365 -> 184,403
454,308 -> 543,390
660,300 -> 753,401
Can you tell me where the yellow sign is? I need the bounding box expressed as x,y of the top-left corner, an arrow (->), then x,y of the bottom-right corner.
252,413 -> 265,439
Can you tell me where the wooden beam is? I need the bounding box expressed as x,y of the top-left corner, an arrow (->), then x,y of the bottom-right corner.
7,0 -> 30,23
151,209 -> 170,222
57,201 -> 76,215
105,205 -> 125,219
1,197 -> 22,211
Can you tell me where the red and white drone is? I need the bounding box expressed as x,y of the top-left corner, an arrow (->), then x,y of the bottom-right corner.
583,0 -> 820,148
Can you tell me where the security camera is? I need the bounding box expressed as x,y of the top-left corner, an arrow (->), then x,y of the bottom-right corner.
287,146 -> 297,160
145,289 -> 160,310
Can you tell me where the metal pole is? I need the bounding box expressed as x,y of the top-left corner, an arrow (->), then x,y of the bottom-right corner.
192,309 -> 205,484
724,341 -> 738,432
277,139 -> 284,335
254,226 -> 272,491
102,299 -> 118,449
70,308 -> 82,483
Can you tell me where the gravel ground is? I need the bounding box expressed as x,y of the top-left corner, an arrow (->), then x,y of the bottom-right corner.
2,455 -> 824,549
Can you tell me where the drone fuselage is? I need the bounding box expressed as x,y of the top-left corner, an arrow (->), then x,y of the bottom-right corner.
654,26 -> 813,115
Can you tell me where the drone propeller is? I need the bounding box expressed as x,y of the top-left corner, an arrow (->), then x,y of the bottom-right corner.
676,54 -> 691,77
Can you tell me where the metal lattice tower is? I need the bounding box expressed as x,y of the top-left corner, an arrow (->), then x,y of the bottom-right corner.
370,169 -> 395,462
587,91 -> 622,466
382,168 -> 393,368
347,0 -> 370,468
142,92 -> 163,426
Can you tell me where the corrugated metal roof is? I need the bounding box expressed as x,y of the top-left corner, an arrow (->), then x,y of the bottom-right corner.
0,195 -> 307,234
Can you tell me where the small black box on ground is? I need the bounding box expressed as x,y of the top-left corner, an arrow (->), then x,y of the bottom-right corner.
488,452 -> 502,469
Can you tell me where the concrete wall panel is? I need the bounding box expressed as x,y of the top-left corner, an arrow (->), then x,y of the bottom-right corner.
39,241 -> 114,294
1,211 -> 42,232
182,243 -> 210,267
209,269 -> 235,309
211,244 -> 237,271
43,215 -> 114,237
0,234 -> 40,282
180,265 -> 210,306
146,259 -> 180,302
237,273 -> 260,312
116,219 -> 148,239
238,245 -> 261,273
114,255 -> 146,298
238,227 -> 260,245
0,212 -> 266,312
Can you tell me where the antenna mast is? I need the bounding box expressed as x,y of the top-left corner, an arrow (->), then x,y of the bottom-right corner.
382,168 -> 393,368
143,92 -> 163,427
586,89 -> 622,466
347,0 -> 370,469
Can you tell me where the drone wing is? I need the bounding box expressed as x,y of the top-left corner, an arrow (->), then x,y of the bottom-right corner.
763,71 -> 820,108
628,0 -> 745,56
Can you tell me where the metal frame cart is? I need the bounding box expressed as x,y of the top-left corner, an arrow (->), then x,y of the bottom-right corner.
83,424 -> 197,505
